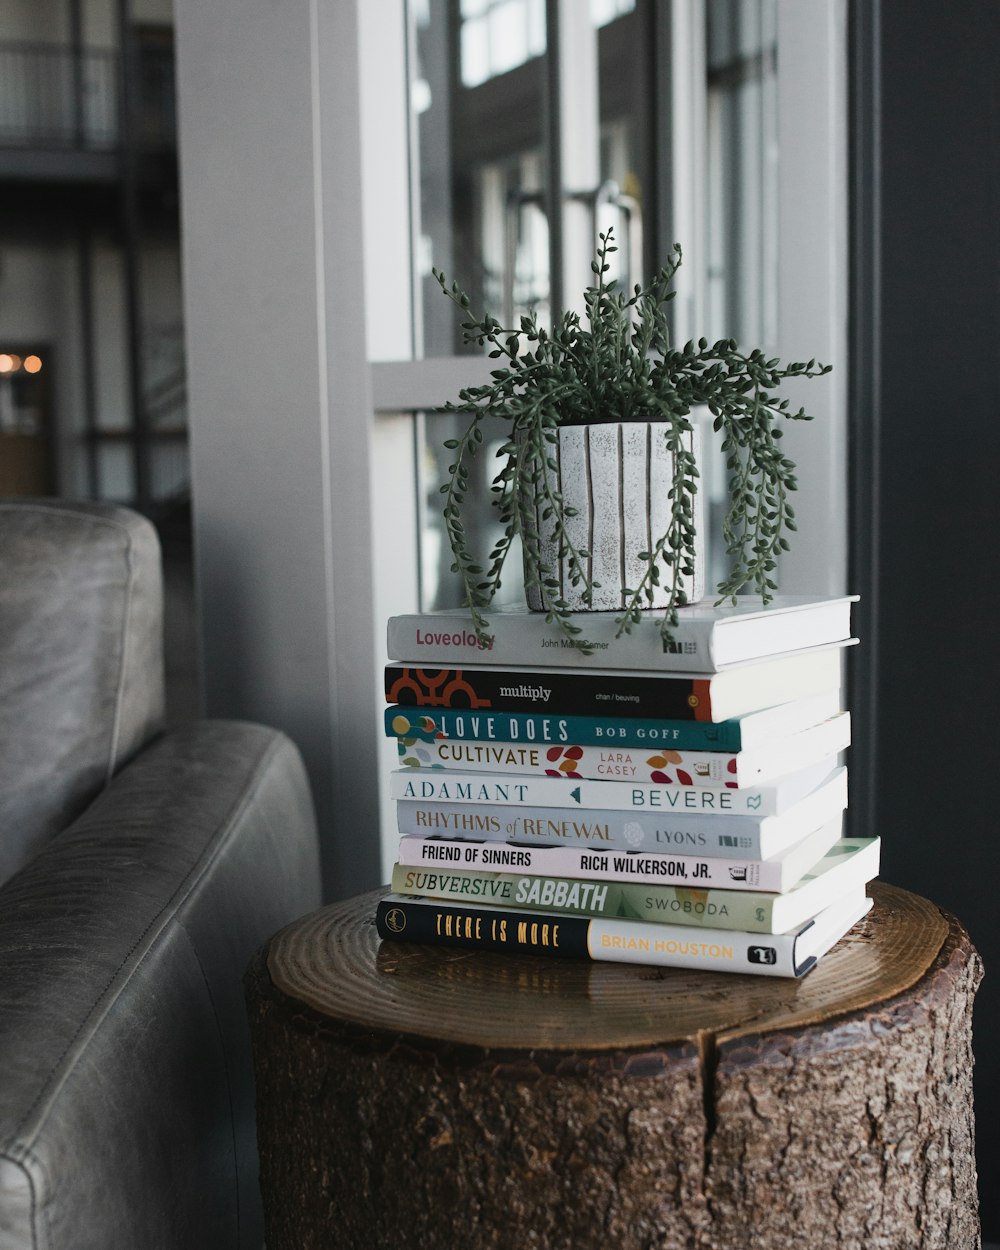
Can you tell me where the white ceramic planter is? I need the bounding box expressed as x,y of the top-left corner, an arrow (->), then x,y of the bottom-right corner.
522,421 -> 705,612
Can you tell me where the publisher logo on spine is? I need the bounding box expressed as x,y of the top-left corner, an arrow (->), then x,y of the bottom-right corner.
384,907 -> 407,934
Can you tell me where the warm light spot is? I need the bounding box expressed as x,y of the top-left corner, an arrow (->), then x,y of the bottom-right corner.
0,354 -> 15,373
23,355 -> 42,374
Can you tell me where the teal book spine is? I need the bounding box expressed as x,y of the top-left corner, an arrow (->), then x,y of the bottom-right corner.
384,706 -> 743,751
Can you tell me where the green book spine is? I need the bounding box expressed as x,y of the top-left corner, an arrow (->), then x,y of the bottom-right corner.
391,861 -> 781,932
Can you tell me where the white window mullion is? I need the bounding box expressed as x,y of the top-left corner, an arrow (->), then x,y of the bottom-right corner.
359,0 -> 425,875
553,0 -> 600,310
774,0 -> 848,596
175,0 -> 384,899
669,0 -> 708,347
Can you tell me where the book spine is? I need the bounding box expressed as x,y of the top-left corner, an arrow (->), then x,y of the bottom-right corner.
390,768 -> 789,816
396,835 -> 791,891
386,706 -> 743,751
385,665 -> 712,721
376,896 -> 801,977
394,715 -> 849,787
390,862 -> 780,931
396,801 -> 777,858
387,613 -> 717,672
395,736 -> 745,786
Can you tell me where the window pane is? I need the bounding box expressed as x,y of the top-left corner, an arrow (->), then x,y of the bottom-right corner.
417,412 -> 526,612
488,2 -> 528,78
590,0 -> 636,31
410,0 -> 550,610
702,0 -> 779,592
705,0 -> 779,350
412,0 -> 549,355
593,2 -> 651,292
460,17 -> 490,87
457,0 -> 546,85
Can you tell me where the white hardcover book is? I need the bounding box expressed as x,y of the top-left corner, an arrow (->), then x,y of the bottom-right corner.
394,766 -> 849,859
390,756 -> 841,818
584,890 -> 873,977
397,712 -> 850,788
761,836 -> 880,933
387,595 -> 857,674
396,816 -> 844,893
390,836 -> 880,935
724,692 -> 844,751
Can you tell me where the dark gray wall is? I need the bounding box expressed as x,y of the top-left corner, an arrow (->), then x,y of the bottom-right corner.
849,0 -> 1000,1233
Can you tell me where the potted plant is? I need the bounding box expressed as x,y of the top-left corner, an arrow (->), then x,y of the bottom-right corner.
433,229 -> 830,648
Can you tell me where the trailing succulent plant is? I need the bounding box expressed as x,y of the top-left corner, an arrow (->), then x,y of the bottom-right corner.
432,228 -> 831,649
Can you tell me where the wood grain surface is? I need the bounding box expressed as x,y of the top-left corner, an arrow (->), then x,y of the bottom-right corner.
266,881 -> 948,1052
250,882 -> 982,1249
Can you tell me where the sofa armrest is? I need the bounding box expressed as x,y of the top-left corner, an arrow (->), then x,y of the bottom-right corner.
0,720 -> 321,1250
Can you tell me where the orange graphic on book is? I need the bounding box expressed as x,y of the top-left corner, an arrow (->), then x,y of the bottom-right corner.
690,680 -> 712,721
386,667 -> 493,710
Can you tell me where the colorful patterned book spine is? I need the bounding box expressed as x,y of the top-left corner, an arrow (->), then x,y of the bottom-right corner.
385,649 -> 845,723
394,712 -> 850,788
385,662 -> 714,720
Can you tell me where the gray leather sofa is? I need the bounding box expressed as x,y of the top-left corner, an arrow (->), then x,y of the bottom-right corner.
0,499 -> 322,1249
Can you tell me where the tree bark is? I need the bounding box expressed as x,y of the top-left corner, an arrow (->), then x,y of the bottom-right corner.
246,882 -> 982,1250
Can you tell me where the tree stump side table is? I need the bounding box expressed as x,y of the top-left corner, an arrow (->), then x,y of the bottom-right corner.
245,882 -> 982,1250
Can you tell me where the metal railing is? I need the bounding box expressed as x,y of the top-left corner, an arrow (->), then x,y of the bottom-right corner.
0,42 -> 117,148
0,41 -> 176,151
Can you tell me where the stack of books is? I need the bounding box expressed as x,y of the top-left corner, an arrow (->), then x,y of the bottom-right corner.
375,595 -> 878,979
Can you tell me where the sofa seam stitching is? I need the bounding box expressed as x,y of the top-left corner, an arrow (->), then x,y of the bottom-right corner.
105,519 -> 138,783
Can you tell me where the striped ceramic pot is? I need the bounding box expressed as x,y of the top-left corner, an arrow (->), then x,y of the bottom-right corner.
522,421 -> 705,612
